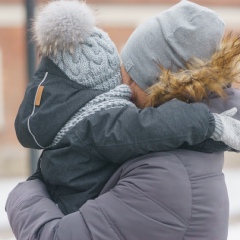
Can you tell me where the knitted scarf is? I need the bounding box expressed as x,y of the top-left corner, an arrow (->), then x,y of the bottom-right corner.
50,84 -> 135,148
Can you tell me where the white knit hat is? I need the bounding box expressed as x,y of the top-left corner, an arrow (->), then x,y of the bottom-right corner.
33,0 -> 121,91
121,0 -> 225,90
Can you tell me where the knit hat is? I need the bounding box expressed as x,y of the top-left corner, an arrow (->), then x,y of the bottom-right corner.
121,0 -> 225,90
33,0 -> 121,91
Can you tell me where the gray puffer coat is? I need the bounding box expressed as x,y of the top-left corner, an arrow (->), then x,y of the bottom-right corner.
5,87 -> 240,240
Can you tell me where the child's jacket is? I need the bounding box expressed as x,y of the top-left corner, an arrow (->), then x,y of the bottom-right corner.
15,57 -> 219,214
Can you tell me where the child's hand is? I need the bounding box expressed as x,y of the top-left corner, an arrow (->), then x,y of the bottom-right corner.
211,107 -> 240,151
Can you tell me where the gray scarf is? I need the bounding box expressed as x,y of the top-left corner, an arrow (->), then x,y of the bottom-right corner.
50,84 -> 135,148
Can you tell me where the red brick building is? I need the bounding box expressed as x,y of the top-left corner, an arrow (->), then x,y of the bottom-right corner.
0,0 -> 239,176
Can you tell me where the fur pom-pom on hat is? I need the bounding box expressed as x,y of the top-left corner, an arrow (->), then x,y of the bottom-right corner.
33,0 -> 96,56
32,0 -> 121,92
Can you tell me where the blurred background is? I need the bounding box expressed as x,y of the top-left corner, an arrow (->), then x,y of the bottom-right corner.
0,0 -> 239,239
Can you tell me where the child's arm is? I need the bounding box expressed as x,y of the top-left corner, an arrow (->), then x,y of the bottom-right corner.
76,99 -> 216,164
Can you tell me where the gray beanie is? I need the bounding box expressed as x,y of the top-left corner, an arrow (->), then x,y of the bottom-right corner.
121,0 -> 225,90
33,0 -> 121,91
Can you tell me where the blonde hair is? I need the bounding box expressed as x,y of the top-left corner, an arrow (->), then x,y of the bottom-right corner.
146,34 -> 240,107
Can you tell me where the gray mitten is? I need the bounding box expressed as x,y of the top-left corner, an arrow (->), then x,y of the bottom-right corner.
211,107 -> 240,151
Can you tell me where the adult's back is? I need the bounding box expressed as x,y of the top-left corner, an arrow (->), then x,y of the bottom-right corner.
78,88 -> 240,240
83,150 -> 227,240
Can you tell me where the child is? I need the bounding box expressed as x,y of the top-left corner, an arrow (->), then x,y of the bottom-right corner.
15,0 -> 240,214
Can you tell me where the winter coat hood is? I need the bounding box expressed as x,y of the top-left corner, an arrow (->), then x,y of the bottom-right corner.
15,57 -> 104,149
147,34 -> 240,108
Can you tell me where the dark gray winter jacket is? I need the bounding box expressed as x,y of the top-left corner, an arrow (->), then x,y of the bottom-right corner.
15,57 -> 222,214
6,87 -> 240,240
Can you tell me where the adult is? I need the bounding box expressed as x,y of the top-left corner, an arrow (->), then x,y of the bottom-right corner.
15,0 -> 235,215
6,1 -> 240,240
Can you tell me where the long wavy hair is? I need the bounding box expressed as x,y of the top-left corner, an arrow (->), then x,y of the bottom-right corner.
146,34 -> 240,107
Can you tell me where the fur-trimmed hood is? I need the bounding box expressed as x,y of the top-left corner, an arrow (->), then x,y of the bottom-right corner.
147,34 -> 240,107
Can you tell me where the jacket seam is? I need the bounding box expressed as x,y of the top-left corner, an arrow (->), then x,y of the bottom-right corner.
9,195 -> 35,225
79,211 -> 94,240
27,72 -> 49,149
37,70 -> 67,82
96,198 -> 125,240
54,105 -> 131,149
170,153 -> 193,239
94,134 -> 201,148
126,179 -> 189,226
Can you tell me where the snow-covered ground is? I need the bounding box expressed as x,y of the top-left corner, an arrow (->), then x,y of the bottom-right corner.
0,170 -> 240,240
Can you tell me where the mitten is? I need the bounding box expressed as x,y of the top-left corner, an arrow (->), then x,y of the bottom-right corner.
211,107 -> 240,151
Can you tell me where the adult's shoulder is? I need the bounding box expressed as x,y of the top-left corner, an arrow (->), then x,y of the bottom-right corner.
101,151 -> 192,220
